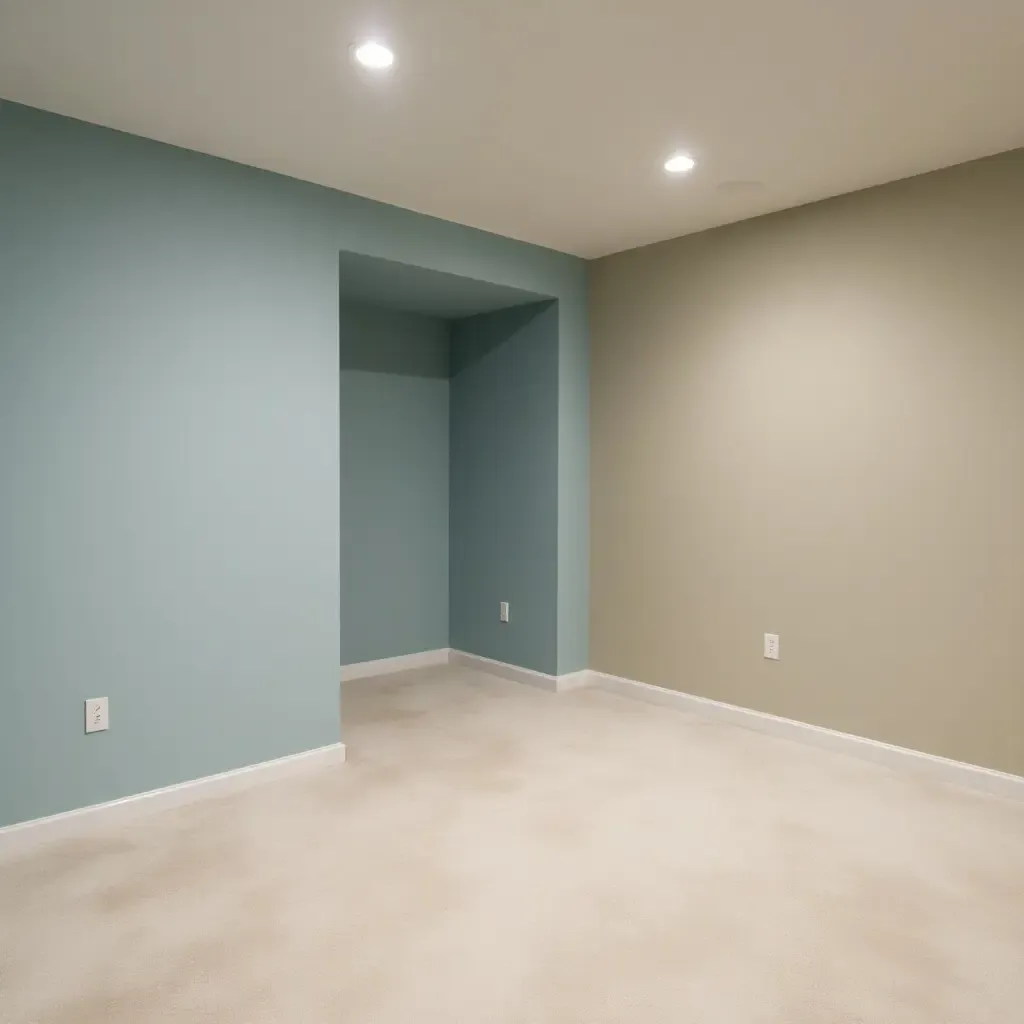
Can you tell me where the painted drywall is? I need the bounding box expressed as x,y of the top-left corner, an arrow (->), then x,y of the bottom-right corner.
556,287 -> 590,675
450,303 -> 560,674
0,101 -> 587,828
339,304 -> 450,664
339,302 -> 450,379
337,250 -> 550,318
589,148 -> 1024,776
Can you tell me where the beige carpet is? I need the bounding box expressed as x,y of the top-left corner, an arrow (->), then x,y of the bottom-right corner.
2,666 -> 1023,1023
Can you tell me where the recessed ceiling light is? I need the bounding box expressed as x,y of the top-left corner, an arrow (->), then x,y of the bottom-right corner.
664,153 -> 696,175
353,40 -> 394,71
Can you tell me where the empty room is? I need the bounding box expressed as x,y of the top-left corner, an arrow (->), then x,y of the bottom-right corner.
1,2 -> 1022,1022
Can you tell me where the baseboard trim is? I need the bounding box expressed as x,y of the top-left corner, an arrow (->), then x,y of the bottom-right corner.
340,648 -> 452,682
554,669 -> 592,692
586,670 -> 1024,801
450,650 -> 558,691
0,742 -> 346,860
449,650 -> 586,693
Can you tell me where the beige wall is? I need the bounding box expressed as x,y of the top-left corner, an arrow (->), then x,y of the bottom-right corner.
590,149 -> 1024,775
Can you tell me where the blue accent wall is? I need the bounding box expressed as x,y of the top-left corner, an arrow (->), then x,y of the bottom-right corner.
0,101 -> 587,828
339,305 -> 450,664
450,304 -> 560,674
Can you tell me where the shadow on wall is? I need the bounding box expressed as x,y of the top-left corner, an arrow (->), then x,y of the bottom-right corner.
449,301 -> 560,675
339,303 -> 451,378
450,302 -> 554,375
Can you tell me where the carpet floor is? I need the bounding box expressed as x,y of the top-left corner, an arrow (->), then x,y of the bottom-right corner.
2,665 -> 1023,1022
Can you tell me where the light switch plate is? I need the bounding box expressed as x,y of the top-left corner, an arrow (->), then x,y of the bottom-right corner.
500,601 -> 510,623
85,697 -> 109,733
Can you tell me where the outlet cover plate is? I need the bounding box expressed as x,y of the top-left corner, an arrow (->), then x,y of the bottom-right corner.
85,697 -> 109,733
764,633 -> 780,660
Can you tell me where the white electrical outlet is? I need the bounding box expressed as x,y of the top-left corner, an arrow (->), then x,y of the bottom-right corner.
85,697 -> 109,734
764,633 -> 780,661
500,601 -> 510,623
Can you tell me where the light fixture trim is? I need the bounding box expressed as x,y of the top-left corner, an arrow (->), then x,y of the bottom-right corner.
664,152 -> 696,175
353,39 -> 395,70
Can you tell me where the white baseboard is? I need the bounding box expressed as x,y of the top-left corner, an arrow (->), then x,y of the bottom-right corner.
449,650 -> 586,693
586,670 -> 1024,801
0,742 -> 346,860
450,649 -> 558,691
340,648 -> 452,682
554,669 -> 592,692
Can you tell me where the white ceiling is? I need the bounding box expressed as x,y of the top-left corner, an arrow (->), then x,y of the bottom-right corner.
1,0 -> 1022,258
